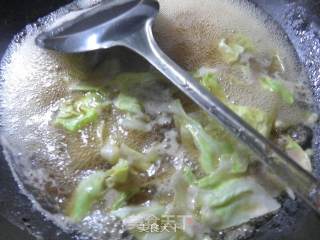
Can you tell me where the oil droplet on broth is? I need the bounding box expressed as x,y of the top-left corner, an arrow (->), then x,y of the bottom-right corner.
0,0 -> 315,239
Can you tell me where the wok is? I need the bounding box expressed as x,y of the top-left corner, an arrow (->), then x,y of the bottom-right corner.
1,0 -> 320,239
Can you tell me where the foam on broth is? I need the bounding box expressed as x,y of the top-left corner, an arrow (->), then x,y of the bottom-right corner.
0,0 -> 315,239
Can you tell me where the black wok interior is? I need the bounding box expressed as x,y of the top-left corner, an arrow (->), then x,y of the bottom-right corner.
1,0 -> 320,239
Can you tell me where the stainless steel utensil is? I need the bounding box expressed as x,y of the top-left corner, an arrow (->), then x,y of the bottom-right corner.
36,0 -> 320,213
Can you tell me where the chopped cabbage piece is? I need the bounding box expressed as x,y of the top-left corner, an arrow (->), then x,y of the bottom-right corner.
186,122 -> 229,173
231,34 -> 255,52
114,92 -> 152,132
179,123 -> 196,151
194,68 -> 274,137
183,167 -> 196,184
111,188 -> 139,210
201,103 -> 274,143
196,153 -> 247,189
105,159 -> 129,188
114,93 -> 142,115
120,144 -> 158,172
67,160 -> 130,221
285,136 -> 312,172
111,202 -> 191,240
54,92 -> 108,132
194,71 -> 226,101
197,177 -> 280,230
229,153 -> 249,174
171,99 -> 266,175
67,171 -> 107,221
197,170 -> 231,190
111,202 -> 165,226
218,35 -> 254,64
111,192 -> 127,211
169,168 -> 279,231
269,54 -> 285,74
170,100 -> 233,174
218,38 -> 245,64
119,116 -> 151,132
167,170 -> 192,215
260,76 -> 294,104
199,178 -> 252,209
228,104 -> 274,137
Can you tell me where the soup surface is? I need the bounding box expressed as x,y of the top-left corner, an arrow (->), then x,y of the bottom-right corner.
0,0 -> 317,239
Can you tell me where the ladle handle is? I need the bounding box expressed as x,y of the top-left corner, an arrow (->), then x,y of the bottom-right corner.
122,19 -> 320,213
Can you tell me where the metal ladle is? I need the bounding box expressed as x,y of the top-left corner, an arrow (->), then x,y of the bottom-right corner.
36,0 -> 320,213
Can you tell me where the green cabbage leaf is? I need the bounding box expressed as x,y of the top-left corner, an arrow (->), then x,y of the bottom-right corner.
67,171 -> 107,221
218,34 -> 254,64
54,92 -> 109,132
170,100 -> 233,174
67,160 -> 129,221
120,144 -> 158,172
285,136 -> 312,172
114,93 -> 143,115
260,76 -> 294,104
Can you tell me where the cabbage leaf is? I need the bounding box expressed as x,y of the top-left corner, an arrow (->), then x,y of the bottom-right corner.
196,153 -> 248,189
218,35 -> 254,64
67,171 -> 107,221
113,92 -> 152,132
111,202 -> 165,226
170,100 -> 233,174
120,144 -> 158,172
285,136 -> 312,172
105,159 -> 129,188
54,92 -> 108,132
111,188 -> 140,211
114,93 -> 142,115
194,68 -> 274,137
260,76 -> 294,104
218,39 -> 245,64
197,177 -> 280,230
67,160 -> 129,221
194,71 -> 226,101
111,202 -> 191,240
228,104 -> 274,137
119,116 -> 151,132
169,169 -> 280,232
